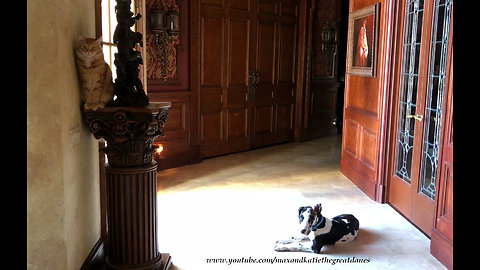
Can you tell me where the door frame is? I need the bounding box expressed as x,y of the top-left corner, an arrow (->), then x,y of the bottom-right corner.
374,0 -> 398,203
381,0 -> 454,237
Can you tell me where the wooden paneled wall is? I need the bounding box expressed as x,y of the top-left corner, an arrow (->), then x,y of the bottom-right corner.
340,0 -> 395,201
430,48 -> 453,270
149,92 -> 193,170
146,0 -> 197,170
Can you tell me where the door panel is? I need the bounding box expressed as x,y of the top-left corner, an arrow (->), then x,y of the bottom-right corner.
201,16 -> 224,86
201,0 -> 224,7
197,0 -> 300,157
389,0 -> 425,219
255,106 -> 274,133
231,0 -> 251,10
252,0 -> 298,147
226,12 -> 251,149
277,104 -> 293,131
199,2 -> 251,157
278,23 -> 296,83
229,20 -> 249,85
388,0 -> 453,237
228,109 -> 248,138
201,112 -> 223,142
275,0 -> 297,143
418,0 -> 452,201
256,21 -> 276,84
252,9 -> 277,146
199,11 -> 225,157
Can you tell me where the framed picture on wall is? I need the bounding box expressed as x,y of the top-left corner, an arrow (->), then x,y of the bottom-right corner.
346,3 -> 380,77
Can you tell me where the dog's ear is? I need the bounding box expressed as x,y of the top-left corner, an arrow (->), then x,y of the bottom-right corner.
298,206 -> 307,216
314,203 -> 322,215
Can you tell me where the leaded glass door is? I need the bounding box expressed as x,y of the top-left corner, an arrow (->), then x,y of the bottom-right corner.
388,0 -> 453,236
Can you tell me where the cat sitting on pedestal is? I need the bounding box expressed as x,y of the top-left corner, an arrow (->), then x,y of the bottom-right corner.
74,35 -> 115,110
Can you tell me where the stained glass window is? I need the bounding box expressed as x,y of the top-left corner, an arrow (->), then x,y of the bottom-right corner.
419,0 -> 452,199
394,0 -> 425,183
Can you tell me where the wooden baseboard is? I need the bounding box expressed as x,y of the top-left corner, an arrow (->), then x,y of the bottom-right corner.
80,238 -> 105,270
430,230 -> 453,270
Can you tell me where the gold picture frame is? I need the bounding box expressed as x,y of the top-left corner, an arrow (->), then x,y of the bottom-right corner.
346,3 -> 380,77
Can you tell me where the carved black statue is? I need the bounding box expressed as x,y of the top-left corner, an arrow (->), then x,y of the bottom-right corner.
112,0 -> 149,106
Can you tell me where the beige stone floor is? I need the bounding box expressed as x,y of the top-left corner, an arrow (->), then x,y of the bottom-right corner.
156,135 -> 446,270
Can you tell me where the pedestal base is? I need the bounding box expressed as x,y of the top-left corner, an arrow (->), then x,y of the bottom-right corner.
104,162 -> 172,270
82,103 -> 172,270
105,253 -> 171,270
159,253 -> 172,270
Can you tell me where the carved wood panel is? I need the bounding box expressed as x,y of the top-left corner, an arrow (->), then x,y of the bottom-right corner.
146,0 -> 189,91
193,0 -> 300,157
343,119 -> 358,156
359,126 -> 377,169
198,0 -> 252,158
251,0 -> 298,148
252,4 -> 277,145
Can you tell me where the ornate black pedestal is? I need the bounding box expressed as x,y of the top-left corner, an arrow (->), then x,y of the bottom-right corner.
83,102 -> 172,270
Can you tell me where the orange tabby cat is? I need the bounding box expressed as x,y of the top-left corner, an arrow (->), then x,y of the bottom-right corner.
75,35 -> 115,110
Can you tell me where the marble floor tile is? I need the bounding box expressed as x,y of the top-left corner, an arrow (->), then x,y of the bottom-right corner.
156,136 -> 446,270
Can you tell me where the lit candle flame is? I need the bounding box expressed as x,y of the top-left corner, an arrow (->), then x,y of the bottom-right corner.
156,144 -> 164,154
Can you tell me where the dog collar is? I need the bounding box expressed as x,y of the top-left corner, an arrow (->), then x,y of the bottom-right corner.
312,216 -> 325,231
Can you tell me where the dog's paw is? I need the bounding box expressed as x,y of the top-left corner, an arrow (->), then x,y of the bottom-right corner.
292,235 -> 310,241
273,243 -> 289,252
275,239 -> 294,245
274,241 -> 313,252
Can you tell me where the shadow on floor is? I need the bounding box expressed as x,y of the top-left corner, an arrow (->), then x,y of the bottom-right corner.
318,228 -> 381,255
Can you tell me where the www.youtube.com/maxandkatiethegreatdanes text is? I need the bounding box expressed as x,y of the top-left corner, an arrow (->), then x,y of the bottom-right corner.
206,256 -> 372,266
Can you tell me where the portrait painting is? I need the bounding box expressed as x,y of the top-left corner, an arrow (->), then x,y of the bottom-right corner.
347,3 -> 380,77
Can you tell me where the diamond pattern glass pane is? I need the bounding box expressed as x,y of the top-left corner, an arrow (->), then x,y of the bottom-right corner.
419,0 -> 452,199
394,0 -> 425,183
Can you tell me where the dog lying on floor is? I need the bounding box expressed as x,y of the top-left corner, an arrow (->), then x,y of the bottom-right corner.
274,203 -> 359,253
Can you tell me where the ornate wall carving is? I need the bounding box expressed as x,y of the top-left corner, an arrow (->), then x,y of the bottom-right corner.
145,0 -> 180,80
312,0 -> 341,78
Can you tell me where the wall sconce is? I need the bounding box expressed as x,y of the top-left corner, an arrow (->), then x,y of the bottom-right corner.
166,11 -> 180,36
321,24 -> 337,51
149,3 -> 180,80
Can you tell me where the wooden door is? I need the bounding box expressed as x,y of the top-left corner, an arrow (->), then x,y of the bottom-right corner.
306,0 -> 348,140
196,0 -> 300,157
198,0 -> 252,158
387,0 -> 453,236
251,0 -> 298,148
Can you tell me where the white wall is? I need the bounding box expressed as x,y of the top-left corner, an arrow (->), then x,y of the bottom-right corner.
27,0 -> 101,269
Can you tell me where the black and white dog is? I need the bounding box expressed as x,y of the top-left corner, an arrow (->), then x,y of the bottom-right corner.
274,203 -> 359,253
